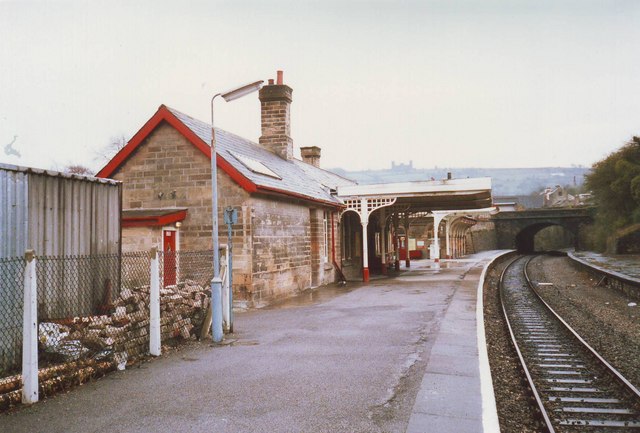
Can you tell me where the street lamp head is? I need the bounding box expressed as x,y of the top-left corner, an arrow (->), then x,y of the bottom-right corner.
221,80 -> 264,102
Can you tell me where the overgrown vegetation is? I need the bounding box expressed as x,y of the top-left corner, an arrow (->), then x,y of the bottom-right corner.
585,137 -> 640,250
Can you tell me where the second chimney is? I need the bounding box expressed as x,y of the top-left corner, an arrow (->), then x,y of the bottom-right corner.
300,146 -> 321,168
259,70 -> 293,160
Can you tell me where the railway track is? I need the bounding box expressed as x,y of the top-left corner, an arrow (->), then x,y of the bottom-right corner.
500,255 -> 640,432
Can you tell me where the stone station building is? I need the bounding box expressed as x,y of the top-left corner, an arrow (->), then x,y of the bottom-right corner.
97,71 -> 494,304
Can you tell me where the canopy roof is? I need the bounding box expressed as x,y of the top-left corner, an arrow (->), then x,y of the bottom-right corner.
336,177 -> 493,212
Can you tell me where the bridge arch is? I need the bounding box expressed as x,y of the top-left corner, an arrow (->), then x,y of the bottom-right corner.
515,222 -> 576,253
493,208 -> 594,252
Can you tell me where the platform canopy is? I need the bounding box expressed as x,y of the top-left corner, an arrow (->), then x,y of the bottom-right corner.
336,177 -> 493,212
334,177 -> 494,282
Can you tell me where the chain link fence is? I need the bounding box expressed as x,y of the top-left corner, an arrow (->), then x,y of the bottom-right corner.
158,250 -> 213,342
0,256 -> 25,381
0,249 -> 217,410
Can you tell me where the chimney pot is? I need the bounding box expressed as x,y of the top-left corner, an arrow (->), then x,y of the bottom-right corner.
300,146 -> 321,168
268,79 -> 274,85
277,70 -> 283,85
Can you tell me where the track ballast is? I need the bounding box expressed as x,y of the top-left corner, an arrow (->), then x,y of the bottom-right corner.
500,255 -> 640,432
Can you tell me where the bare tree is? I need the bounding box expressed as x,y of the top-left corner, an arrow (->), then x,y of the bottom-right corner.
94,134 -> 128,164
63,164 -> 94,176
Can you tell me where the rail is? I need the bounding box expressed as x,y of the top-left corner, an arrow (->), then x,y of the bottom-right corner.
500,254 -> 640,431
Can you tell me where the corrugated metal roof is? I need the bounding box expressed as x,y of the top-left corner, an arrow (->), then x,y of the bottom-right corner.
0,164 -> 121,258
0,163 -> 120,186
166,107 -> 355,205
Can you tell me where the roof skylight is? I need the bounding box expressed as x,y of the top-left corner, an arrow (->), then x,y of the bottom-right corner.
230,151 -> 281,180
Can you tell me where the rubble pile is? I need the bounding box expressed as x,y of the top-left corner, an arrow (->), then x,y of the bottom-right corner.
42,279 -> 210,363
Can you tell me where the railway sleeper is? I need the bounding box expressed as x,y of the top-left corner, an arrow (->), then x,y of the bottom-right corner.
557,407 -> 636,415
550,397 -> 621,404
559,419 -> 640,428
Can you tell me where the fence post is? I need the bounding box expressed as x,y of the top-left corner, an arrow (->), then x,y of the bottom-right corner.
22,250 -> 38,404
149,247 -> 161,356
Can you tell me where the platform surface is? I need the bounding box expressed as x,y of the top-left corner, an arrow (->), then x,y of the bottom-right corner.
0,252 -> 504,433
570,251 -> 640,282
403,252 -> 501,433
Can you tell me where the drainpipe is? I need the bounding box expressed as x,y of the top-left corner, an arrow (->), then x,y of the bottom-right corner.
331,212 -> 346,283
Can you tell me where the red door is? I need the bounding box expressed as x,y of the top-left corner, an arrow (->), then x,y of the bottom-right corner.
163,230 -> 176,286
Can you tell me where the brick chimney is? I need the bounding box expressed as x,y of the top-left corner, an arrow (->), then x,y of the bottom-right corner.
300,146 -> 321,168
259,70 -> 293,160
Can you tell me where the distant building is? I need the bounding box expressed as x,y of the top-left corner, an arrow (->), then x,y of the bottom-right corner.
493,195 -> 543,210
390,160 -> 414,171
542,185 -> 579,208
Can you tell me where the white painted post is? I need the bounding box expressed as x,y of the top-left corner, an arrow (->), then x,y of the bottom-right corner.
432,212 -> 446,268
211,277 -> 223,342
22,250 -> 38,404
360,198 -> 369,283
220,244 -> 230,333
360,198 -> 370,282
149,247 -> 161,356
361,221 -> 369,281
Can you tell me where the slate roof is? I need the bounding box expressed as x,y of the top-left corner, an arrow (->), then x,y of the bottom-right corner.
166,106 -> 355,206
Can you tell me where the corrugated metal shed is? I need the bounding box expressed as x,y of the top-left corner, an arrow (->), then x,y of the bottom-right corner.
0,164 -> 121,373
0,163 -> 121,258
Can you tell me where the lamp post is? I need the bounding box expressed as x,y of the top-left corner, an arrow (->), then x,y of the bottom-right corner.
210,80 -> 263,343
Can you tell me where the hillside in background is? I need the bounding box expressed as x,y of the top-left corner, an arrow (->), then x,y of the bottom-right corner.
329,162 -> 590,206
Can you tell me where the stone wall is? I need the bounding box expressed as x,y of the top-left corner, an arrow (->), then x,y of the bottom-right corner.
121,226 -> 160,253
216,174 -> 253,301
250,196 -> 333,303
113,123 -> 216,251
468,220 -> 498,252
310,209 -> 322,287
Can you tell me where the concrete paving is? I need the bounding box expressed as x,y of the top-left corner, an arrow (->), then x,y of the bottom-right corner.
570,251 -> 640,282
0,251 -> 503,433
405,253 -> 501,433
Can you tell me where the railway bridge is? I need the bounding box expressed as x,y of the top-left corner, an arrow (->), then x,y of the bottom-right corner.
492,207 -> 595,252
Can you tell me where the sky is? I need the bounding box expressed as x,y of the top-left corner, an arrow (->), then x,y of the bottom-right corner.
1,0 -> 639,172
